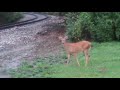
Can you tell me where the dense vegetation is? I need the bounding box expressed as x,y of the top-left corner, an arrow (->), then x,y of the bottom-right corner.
66,12 -> 120,42
0,12 -> 23,25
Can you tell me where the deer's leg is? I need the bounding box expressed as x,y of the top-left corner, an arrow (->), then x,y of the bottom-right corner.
66,54 -> 70,64
73,53 -> 80,66
84,50 -> 90,67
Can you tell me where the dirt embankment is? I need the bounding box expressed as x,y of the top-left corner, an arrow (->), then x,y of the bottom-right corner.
0,15 -> 66,71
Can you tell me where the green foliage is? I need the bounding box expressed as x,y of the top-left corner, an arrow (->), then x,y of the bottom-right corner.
9,55 -> 65,78
91,13 -> 113,42
9,59 -> 53,78
66,12 -> 120,42
91,12 -> 120,42
66,12 -> 93,42
0,12 -> 23,24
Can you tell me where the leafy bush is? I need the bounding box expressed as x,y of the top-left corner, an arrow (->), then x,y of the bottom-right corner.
66,12 -> 120,42
91,13 -> 113,42
66,12 -> 92,42
0,12 -> 23,24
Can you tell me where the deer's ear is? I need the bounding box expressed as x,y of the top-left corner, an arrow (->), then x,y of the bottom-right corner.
58,36 -> 63,40
64,36 -> 68,39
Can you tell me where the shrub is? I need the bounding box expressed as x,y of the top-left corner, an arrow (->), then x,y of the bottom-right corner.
66,12 -> 120,42
66,12 -> 92,42
0,12 -> 23,24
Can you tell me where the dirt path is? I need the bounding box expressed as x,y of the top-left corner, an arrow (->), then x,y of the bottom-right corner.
0,14 -> 65,78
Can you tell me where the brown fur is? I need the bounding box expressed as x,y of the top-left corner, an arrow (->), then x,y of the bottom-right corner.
59,36 -> 91,66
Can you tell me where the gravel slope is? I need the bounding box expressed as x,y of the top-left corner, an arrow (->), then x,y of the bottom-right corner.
0,13 -> 65,78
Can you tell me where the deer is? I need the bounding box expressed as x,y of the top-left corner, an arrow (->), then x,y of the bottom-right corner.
58,36 -> 91,67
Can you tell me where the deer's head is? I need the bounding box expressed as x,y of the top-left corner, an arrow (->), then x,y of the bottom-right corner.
58,36 -> 68,44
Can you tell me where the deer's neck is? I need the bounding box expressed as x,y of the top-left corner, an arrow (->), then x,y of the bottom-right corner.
63,42 -> 70,47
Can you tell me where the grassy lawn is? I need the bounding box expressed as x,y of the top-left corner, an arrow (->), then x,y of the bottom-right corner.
9,42 -> 120,78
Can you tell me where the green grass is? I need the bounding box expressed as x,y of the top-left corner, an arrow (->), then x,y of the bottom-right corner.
9,42 -> 120,78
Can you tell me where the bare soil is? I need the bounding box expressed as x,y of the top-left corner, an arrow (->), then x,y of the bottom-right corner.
0,15 -> 66,78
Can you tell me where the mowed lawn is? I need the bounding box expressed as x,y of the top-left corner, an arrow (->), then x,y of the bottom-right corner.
9,42 -> 120,78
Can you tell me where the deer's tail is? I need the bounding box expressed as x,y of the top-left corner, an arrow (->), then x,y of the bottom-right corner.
89,43 -> 92,51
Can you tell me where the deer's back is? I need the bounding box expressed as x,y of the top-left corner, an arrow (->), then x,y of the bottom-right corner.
78,41 -> 91,50
64,41 -> 91,54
